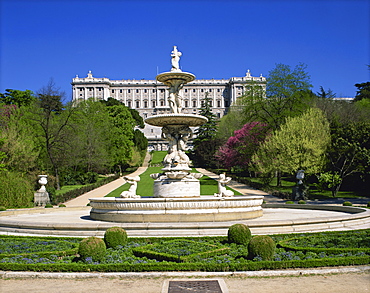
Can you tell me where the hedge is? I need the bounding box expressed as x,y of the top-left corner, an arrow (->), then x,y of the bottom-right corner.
53,174 -> 120,204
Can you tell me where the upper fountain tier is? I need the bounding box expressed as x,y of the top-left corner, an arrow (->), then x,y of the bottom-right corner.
145,46 -> 207,127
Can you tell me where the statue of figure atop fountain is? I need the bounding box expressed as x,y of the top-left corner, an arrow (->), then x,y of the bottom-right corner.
171,46 -> 182,72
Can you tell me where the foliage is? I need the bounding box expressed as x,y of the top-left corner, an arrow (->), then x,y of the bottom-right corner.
191,93 -> 219,167
78,237 -> 106,262
252,108 -> 330,181
353,81 -> 370,102
0,230 -> 368,272
248,235 -> 276,260
52,174 -> 119,204
326,121 -> 370,196
298,200 -> 306,204
0,171 -> 34,208
227,224 -> 252,245
0,107 -> 40,172
343,201 -> 353,206
216,122 -> 269,170
132,239 -> 230,263
0,89 -> 35,107
104,227 -> 128,249
0,237 -> 78,259
241,64 -> 314,130
316,86 -> 336,99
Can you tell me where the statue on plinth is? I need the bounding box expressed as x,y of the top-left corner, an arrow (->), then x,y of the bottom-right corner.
214,174 -> 234,197
171,46 -> 182,72
120,176 -> 141,198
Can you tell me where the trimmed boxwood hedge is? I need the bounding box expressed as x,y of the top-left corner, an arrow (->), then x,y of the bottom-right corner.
0,230 -> 369,272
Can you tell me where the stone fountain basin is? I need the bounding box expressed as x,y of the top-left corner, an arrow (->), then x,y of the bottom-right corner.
89,196 -> 264,223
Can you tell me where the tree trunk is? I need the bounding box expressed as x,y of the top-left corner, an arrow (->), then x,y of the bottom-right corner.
276,170 -> 282,187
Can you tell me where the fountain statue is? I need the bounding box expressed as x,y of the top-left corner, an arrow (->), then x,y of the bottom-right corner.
89,47 -> 264,223
145,46 -> 208,198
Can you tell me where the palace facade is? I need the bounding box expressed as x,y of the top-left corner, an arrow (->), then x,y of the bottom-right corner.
71,70 -> 266,151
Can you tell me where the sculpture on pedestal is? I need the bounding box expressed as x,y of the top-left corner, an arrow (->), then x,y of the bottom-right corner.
120,176 -> 141,198
214,174 -> 234,197
34,175 -> 51,206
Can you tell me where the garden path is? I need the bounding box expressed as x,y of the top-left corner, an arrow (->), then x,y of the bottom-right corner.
63,152 -> 152,207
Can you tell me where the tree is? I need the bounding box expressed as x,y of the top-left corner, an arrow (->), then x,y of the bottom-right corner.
242,63 -> 314,130
252,108 -> 330,186
28,80 -> 76,189
106,104 -> 136,173
326,121 -> 370,196
353,82 -> 370,102
0,89 -> 35,107
216,122 -> 269,171
316,86 -> 336,99
0,106 -> 39,172
69,99 -> 112,173
191,93 -> 220,167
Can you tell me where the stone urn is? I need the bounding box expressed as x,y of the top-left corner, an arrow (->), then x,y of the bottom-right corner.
38,175 -> 48,192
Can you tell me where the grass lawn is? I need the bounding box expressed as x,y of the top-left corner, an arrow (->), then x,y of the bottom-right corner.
106,167 -> 241,197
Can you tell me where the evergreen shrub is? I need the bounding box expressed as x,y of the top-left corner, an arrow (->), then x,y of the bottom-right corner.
78,237 -> 106,262
104,227 -> 128,249
44,203 -> 53,208
228,224 -> 252,245
343,201 -> 353,206
285,201 -> 294,204
298,200 -> 306,204
0,206 -> 6,211
248,235 -> 276,260
0,171 -> 33,208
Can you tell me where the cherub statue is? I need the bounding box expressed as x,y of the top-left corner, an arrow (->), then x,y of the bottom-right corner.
120,176 -> 141,198
214,173 -> 234,197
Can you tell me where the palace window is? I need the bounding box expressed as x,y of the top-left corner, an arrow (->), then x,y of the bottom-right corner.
136,101 -> 140,108
128,89 -> 131,93
152,101 -> 156,108
112,89 -> 114,93
184,100 -> 189,107
136,89 -> 139,93
160,100 -> 164,106
217,100 -> 221,108
192,100 -> 197,107
144,101 -> 148,108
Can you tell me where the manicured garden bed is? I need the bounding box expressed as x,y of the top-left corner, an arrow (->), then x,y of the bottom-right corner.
0,229 -> 368,272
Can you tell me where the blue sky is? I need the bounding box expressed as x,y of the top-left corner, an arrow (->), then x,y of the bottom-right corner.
1,0 -> 369,101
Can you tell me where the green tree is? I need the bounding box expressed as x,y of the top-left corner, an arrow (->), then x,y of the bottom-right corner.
28,80 -> 76,189
353,82 -> 370,102
70,99 -> 112,173
191,93 -> 220,167
0,89 -> 35,107
0,106 -> 39,172
106,104 -> 136,173
242,63 -> 314,130
326,121 -> 370,196
316,86 -> 336,99
252,108 -> 330,186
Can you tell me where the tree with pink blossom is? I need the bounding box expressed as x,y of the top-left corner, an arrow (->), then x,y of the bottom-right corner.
216,122 -> 270,170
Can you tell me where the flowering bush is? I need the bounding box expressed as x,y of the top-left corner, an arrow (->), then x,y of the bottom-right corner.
216,122 -> 269,170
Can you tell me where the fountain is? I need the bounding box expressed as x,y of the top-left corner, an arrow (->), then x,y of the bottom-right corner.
89,46 -> 264,223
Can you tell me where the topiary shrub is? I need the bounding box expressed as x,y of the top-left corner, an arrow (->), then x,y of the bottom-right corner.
228,224 -> 252,245
343,201 -> 352,206
44,203 -> 53,208
78,236 -> 106,262
248,235 -> 276,260
285,201 -> 294,204
104,227 -> 128,249
58,204 -> 66,207
0,206 -> 6,211
367,201 -> 370,208
298,200 -> 306,204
